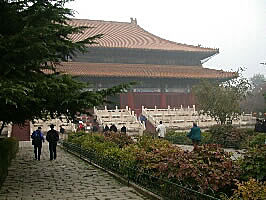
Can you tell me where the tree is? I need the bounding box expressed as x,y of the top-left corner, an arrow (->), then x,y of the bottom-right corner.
192,70 -> 250,124
250,74 -> 265,87
241,74 -> 266,114
0,0 -> 132,135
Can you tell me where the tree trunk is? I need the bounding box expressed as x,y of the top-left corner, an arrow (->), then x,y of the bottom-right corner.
0,121 -> 6,136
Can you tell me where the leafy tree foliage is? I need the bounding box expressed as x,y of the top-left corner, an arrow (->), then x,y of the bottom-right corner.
250,73 -> 266,87
0,0 -> 132,134
241,73 -> 266,113
192,70 -> 250,124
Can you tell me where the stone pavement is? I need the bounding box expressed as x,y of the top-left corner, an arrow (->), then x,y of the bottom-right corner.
0,142 -> 149,200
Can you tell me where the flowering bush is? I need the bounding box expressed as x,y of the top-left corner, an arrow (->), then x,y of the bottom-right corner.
67,133 -> 248,197
133,140 -> 240,196
104,132 -> 134,148
154,144 -> 240,195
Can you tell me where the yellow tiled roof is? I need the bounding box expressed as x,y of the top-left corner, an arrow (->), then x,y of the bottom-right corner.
55,62 -> 236,79
69,19 -> 218,53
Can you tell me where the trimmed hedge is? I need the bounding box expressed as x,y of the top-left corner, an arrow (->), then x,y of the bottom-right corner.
67,131 -> 266,198
0,137 -> 19,188
239,145 -> 266,182
222,178 -> 266,200
165,126 -> 260,149
67,132 -> 241,197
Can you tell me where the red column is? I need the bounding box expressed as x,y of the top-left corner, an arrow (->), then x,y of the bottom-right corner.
128,92 -> 134,110
160,93 -> 167,109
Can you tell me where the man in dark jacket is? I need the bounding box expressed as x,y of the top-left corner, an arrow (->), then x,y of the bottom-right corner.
110,124 -> 117,133
31,127 -> 45,160
104,125 -> 110,133
46,124 -> 59,160
187,122 -> 201,150
121,125 -> 127,134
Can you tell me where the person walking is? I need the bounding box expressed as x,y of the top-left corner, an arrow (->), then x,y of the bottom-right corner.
46,124 -> 59,160
120,125 -> 127,134
92,119 -> 99,132
156,121 -> 166,139
187,122 -> 201,150
110,124 -> 118,133
104,124 -> 110,133
59,125 -> 65,134
31,127 -> 45,160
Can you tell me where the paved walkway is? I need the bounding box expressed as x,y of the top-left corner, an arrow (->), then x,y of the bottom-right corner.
0,142 -> 149,200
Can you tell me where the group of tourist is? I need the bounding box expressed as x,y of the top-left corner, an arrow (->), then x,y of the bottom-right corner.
31,124 -> 59,161
31,118 -> 201,161
103,124 -> 127,134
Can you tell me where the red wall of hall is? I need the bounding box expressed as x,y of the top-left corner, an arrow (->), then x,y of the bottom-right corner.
120,92 -> 195,112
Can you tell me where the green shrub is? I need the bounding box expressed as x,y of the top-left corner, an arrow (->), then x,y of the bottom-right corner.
143,130 -> 157,138
104,132 -> 134,148
0,137 -> 19,188
67,131 -> 87,144
208,125 -> 249,149
165,129 -> 212,145
148,144 -> 240,196
222,178 -> 266,200
136,136 -> 174,152
239,128 -> 256,136
165,130 -> 192,145
200,131 -> 212,144
65,132 -> 246,198
239,145 -> 266,181
81,133 -> 109,151
249,133 -> 266,147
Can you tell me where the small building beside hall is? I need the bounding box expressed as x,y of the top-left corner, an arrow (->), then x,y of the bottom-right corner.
56,18 -> 235,115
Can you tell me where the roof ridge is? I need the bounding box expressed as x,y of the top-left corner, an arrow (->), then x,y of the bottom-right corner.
71,18 -> 134,26
136,25 -> 218,52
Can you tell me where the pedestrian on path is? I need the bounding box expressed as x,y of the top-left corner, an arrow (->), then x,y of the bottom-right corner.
46,124 -> 59,160
104,124 -> 110,133
60,125 -> 65,134
31,126 -> 45,160
110,123 -> 118,133
156,121 -> 166,138
187,122 -> 201,150
121,125 -> 127,134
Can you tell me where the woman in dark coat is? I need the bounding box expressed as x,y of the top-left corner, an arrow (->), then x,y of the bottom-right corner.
187,122 -> 201,150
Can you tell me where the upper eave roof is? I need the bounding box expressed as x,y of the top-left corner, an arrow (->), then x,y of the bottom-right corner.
54,62 -> 236,79
68,19 -> 219,53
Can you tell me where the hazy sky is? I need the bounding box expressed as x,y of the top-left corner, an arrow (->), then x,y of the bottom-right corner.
66,0 -> 266,78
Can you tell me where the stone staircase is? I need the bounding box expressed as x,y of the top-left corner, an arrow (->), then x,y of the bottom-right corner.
94,106 -> 145,136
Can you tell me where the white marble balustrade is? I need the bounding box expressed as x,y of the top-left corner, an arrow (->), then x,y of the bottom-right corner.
94,106 -> 145,136
141,106 -> 256,130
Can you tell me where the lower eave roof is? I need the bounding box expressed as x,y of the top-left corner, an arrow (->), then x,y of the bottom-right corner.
54,62 -> 236,79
